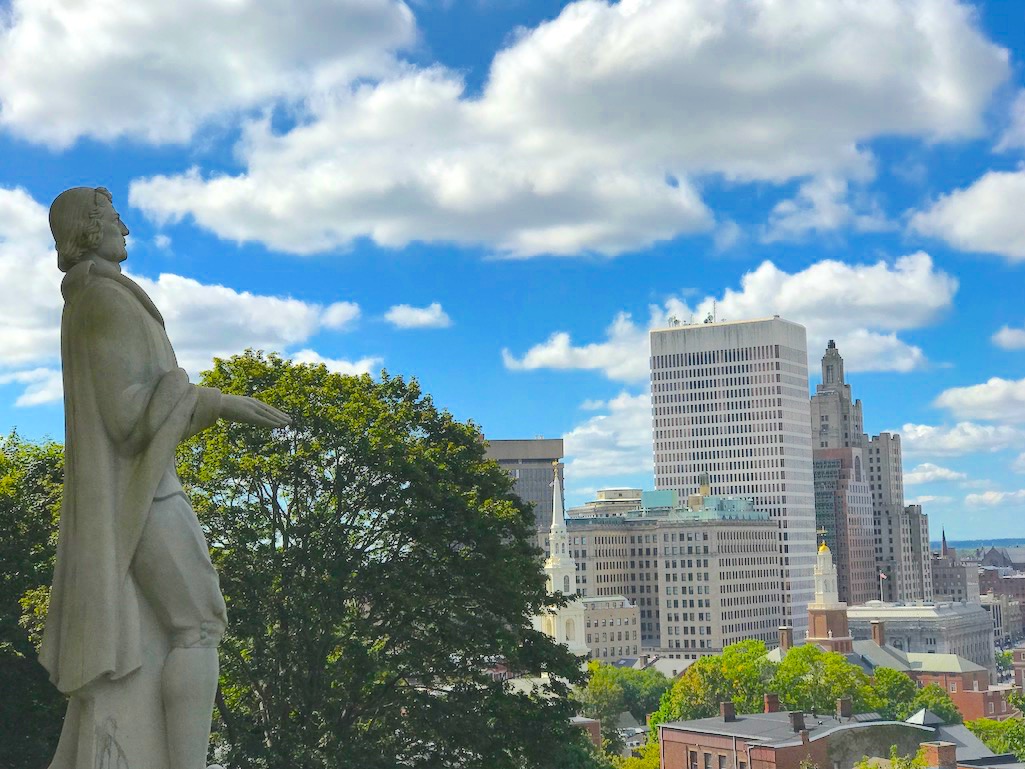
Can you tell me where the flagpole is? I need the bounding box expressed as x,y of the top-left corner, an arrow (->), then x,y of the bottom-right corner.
879,571 -> 884,602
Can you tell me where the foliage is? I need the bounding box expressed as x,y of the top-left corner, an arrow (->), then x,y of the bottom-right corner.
1008,690 -> 1025,714
967,717 -> 1025,759
908,683 -> 962,724
997,651 -> 1013,674
648,640 -> 773,736
0,432 -> 65,769
181,351 -> 598,768
613,739 -> 660,769
576,662 -> 671,750
869,667 -> 919,720
854,746 -> 926,769
577,661 -> 627,753
551,730 -> 618,769
769,645 -> 875,714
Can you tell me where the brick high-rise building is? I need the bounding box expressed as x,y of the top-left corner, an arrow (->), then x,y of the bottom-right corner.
650,317 -> 814,634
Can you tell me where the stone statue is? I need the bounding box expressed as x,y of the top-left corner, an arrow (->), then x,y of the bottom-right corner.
40,187 -> 290,769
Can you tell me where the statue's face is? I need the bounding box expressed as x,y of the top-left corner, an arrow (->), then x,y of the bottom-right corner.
94,197 -> 129,264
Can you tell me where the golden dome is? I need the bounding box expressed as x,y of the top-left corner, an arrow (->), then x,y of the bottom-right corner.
818,540 -> 830,553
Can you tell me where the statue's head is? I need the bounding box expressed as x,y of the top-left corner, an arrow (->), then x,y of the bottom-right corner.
49,187 -> 128,272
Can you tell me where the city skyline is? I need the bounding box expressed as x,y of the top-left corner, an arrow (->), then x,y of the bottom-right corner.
1,0 -> 1024,540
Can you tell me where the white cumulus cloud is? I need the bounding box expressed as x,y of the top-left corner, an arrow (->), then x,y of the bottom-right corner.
763,175 -> 891,242
996,89 -> 1025,152
321,302 -> 362,330
562,391 -> 653,480
965,489 -> 1025,506
900,422 -> 1025,457
934,377 -> 1025,423
0,186 -> 368,405
904,463 -> 967,485
504,253 -> 954,380
384,302 -> 452,329
993,325 -> 1025,350
129,0 -> 1008,258
289,349 -> 382,376
909,168 -> 1025,261
0,0 -> 416,146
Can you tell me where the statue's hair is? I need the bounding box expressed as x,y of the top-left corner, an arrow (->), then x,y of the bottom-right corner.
49,187 -> 113,272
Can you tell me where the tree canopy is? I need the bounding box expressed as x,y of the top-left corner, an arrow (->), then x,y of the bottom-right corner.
180,352 -> 600,768
967,717 -> 1025,759
575,661 -> 671,751
0,433 -> 65,768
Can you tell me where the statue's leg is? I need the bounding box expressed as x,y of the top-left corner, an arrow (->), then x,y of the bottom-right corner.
132,493 -> 228,769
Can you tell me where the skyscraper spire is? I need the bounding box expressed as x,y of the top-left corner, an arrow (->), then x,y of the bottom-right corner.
942,528 -> 948,557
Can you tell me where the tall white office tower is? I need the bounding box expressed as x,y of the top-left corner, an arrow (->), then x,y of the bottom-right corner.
650,317 -> 815,635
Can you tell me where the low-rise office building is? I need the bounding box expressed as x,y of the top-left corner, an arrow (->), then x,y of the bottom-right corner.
981,593 -> 1024,648
583,594 -> 641,660
932,537 -> 981,605
565,477 -> 783,657
847,601 -> 996,675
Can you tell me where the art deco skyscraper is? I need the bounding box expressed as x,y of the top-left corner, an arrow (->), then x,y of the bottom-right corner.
650,317 -> 815,635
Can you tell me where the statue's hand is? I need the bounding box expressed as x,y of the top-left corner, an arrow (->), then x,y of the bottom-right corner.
219,394 -> 291,429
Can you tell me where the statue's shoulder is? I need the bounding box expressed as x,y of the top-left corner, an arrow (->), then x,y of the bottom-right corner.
62,262 -> 135,305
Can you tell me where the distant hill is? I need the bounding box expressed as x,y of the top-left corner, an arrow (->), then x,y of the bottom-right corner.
933,537 -> 1025,551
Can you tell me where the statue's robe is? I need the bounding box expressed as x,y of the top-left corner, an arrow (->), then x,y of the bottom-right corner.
40,259 -> 221,765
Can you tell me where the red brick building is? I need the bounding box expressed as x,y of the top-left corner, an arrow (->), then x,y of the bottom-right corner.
659,699 -> 934,769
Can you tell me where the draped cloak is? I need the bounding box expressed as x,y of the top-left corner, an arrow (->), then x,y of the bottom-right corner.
39,259 -> 221,695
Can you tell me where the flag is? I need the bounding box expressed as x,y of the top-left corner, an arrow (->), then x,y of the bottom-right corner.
879,571 -> 888,580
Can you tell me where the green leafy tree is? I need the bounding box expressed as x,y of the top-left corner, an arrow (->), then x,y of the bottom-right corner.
998,651 -> 1013,675
0,433 -> 65,769
648,640 -> 774,737
181,352 -> 600,768
854,746 -> 926,769
870,667 -> 919,720
578,661 -> 628,753
770,645 -> 875,714
621,666 -> 672,724
967,717 -> 1025,759
908,683 -> 962,724
614,739 -> 660,769
577,662 -> 671,752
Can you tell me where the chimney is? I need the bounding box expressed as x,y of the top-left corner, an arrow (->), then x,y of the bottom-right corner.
720,701 -> 737,722
640,654 -> 649,667
778,626 -> 794,652
920,742 -> 957,769
764,693 -> 780,713
789,711 -> 806,733
836,697 -> 853,720
871,620 -> 886,647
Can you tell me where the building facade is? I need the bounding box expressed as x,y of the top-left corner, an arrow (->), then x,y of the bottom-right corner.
538,463 -> 589,658
485,438 -> 564,546
932,539 -> 981,605
567,488 -> 643,519
813,449 -> 875,605
650,317 -> 815,635
980,592 -> 1024,648
582,595 -> 641,660
846,601 -> 996,675
565,482 -> 783,657
902,504 -> 934,602
810,339 -> 865,450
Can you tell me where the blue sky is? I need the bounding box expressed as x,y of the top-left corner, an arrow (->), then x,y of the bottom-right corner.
1,0 -> 1024,539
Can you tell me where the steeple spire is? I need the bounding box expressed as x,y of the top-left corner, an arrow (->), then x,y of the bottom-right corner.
941,528 -> 948,557
550,461 -> 566,534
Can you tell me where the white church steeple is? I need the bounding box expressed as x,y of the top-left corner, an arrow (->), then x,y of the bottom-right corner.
541,462 -> 589,657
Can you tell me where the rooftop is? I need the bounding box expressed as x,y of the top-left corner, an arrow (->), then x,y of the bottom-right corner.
661,710 -> 914,747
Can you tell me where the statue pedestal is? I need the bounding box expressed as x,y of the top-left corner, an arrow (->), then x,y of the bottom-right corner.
48,580 -> 171,769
